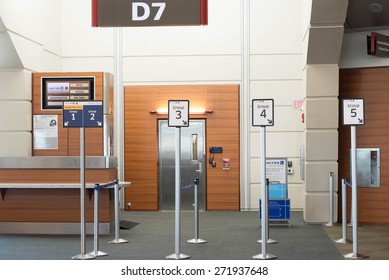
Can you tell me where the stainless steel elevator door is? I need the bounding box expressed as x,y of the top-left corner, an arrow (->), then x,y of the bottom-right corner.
158,119 -> 206,211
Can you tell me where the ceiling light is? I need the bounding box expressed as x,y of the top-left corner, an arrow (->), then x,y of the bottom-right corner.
369,3 -> 383,13
149,108 -> 213,114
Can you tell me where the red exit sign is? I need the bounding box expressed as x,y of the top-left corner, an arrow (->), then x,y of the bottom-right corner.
92,0 -> 208,27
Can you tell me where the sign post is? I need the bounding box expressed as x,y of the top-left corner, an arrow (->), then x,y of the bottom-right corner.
63,101 -> 103,260
166,100 -> 190,260
252,99 -> 277,260
342,98 -> 368,259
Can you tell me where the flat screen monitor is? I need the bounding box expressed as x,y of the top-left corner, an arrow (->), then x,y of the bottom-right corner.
41,77 -> 95,110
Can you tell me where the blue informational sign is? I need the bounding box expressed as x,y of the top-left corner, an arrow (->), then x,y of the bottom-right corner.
63,101 -> 103,128
266,158 -> 288,198
260,199 -> 290,220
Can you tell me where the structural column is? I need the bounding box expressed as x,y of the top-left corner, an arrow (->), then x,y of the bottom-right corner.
302,0 -> 348,222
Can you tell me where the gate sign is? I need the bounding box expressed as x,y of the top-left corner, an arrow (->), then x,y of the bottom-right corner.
168,100 -> 189,127
92,0 -> 208,27
63,101 -> 103,128
343,99 -> 364,126
252,99 -> 274,127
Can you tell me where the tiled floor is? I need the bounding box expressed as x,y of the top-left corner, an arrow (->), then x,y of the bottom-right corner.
323,223 -> 389,259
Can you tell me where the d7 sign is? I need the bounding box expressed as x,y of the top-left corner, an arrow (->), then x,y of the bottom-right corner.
92,0 -> 208,27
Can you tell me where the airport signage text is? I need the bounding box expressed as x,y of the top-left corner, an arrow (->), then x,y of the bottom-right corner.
92,0 -> 208,27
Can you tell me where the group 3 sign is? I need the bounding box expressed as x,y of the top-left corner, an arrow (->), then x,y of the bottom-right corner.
92,0 -> 208,27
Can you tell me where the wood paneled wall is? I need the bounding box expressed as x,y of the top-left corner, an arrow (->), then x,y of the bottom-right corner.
32,72 -> 111,156
124,85 -> 240,211
339,67 -> 389,224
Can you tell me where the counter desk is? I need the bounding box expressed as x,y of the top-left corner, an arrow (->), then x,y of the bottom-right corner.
0,156 -> 130,234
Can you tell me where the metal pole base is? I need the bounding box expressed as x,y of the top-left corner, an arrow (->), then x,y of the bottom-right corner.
166,253 -> 191,260
334,238 -> 352,244
252,253 -> 277,260
89,250 -> 108,257
72,253 -> 95,260
187,238 -> 207,244
256,239 -> 278,244
344,252 -> 369,259
108,238 -> 128,244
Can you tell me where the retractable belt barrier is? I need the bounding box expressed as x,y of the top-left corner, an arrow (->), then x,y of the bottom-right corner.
325,172 -> 335,227
89,179 -> 128,258
257,179 -> 277,245
186,179 -> 207,244
334,179 -> 352,245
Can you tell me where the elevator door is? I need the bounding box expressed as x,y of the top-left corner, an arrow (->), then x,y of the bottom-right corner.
159,119 -> 206,211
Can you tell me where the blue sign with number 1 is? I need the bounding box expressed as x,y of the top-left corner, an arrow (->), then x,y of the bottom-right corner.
63,101 -> 103,128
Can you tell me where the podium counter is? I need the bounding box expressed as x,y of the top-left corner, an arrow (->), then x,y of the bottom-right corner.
0,156 -> 128,234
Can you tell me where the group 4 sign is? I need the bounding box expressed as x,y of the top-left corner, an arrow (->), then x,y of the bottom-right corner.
252,99 -> 274,127
92,0 -> 208,27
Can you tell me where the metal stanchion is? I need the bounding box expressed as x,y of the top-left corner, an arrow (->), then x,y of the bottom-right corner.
335,179 -> 351,244
73,127 -> 95,260
257,179 -> 277,244
325,172 -> 335,226
167,127 -> 190,260
252,126 -> 277,260
344,126 -> 368,259
187,179 -> 207,244
89,184 -> 108,257
108,180 -> 128,244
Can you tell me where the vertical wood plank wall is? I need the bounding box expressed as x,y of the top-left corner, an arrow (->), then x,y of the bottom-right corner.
124,85 -> 240,211
339,67 -> 389,224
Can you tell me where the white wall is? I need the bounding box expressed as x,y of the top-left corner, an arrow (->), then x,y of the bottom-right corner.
0,0 -> 62,156
0,70 -> 32,156
248,0 -> 304,210
1,0 -> 305,210
340,30 -> 389,69
0,0 -> 62,70
62,0 -> 242,83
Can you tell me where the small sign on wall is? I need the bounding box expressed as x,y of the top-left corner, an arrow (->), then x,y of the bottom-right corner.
367,32 -> 389,58
33,115 -> 58,149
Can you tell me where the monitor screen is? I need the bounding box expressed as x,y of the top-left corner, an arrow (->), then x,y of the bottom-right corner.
41,77 -> 95,110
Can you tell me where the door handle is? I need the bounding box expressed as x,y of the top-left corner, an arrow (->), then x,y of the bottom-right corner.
196,162 -> 202,174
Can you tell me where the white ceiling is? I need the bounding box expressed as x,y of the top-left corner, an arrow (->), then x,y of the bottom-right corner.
345,0 -> 389,31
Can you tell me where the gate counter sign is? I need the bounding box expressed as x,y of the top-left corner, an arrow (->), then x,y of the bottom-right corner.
92,0 -> 208,27
63,101 -> 103,128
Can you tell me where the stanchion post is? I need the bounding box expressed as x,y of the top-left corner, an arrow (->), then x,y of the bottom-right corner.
325,172 -> 334,226
344,126 -> 368,259
187,179 -> 207,244
72,127 -> 95,260
257,179 -> 277,244
108,180 -> 128,244
335,179 -> 351,244
167,127 -> 190,259
253,126 -> 277,260
89,184 -> 108,257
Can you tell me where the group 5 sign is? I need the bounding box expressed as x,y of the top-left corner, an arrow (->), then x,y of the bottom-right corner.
92,0 -> 208,27
342,99 -> 365,126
